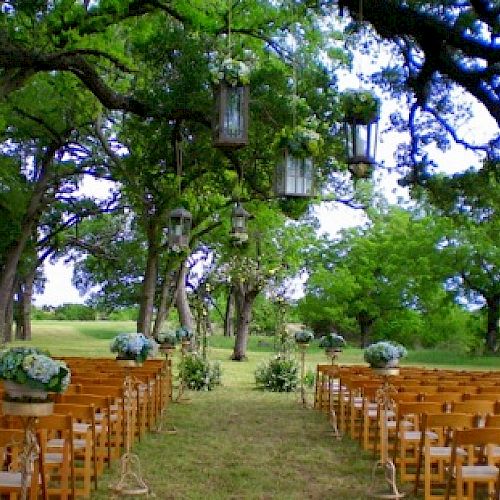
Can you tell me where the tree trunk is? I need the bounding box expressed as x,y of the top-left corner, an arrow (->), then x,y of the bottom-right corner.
485,296 -> 499,352
3,292 -> 14,343
175,260 -> 194,332
224,286 -> 236,337
20,270 -> 34,341
357,312 -> 374,348
232,286 -> 257,361
0,143 -> 58,337
152,269 -> 179,337
137,246 -> 158,337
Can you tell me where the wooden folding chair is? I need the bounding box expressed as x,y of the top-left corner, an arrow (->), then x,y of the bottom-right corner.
36,414 -> 76,500
53,402 -> 98,496
0,428 -> 40,500
445,427 -> 500,499
392,401 -> 443,484
56,393 -> 113,471
414,412 -> 476,499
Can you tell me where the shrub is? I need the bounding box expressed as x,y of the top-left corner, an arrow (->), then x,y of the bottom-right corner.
255,355 -> 298,392
178,353 -> 221,391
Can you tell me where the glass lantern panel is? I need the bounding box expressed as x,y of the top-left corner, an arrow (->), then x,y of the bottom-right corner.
173,222 -> 183,237
233,217 -> 245,230
223,87 -> 244,139
354,124 -> 369,158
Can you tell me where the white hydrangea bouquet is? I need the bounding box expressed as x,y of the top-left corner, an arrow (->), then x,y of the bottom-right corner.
110,332 -> 156,363
209,57 -> 251,87
0,347 -> 70,400
363,341 -> 407,368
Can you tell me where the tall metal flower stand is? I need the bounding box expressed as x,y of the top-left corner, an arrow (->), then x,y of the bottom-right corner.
2,399 -> 53,500
174,341 -> 191,404
109,360 -> 150,497
368,367 -> 405,499
297,343 -> 309,408
324,349 -> 342,439
153,345 -> 177,435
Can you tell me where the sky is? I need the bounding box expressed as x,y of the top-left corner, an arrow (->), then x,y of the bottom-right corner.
33,65 -> 497,307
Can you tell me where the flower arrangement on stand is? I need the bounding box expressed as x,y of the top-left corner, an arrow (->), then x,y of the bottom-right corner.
294,329 -> 314,346
363,341 -> 407,371
110,333 -> 155,366
155,331 -> 178,356
319,333 -> 346,362
0,347 -> 70,415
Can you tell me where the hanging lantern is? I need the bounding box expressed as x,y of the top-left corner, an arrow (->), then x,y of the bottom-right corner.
341,89 -> 380,179
167,207 -> 192,249
213,82 -> 249,149
275,149 -> 314,197
344,118 -> 379,178
230,203 -> 250,244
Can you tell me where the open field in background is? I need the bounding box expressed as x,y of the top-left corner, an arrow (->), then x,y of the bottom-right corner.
9,321 -> 500,371
6,321 -> 499,498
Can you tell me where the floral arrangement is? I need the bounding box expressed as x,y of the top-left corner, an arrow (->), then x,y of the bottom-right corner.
340,89 -> 381,124
209,58 -> 251,87
155,331 -> 178,346
294,329 -> 314,344
178,353 -> 221,391
110,333 -> 155,363
255,354 -> 298,392
363,341 -> 407,368
319,333 -> 346,350
0,347 -> 70,395
275,125 -> 322,158
176,326 -> 193,342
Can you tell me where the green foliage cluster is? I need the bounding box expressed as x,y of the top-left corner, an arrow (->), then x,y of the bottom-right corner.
254,355 -> 298,392
178,353 -> 221,391
53,304 -> 95,321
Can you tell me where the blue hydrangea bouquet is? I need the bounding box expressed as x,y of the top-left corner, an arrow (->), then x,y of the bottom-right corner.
0,347 -> 70,399
363,341 -> 407,368
110,333 -> 155,363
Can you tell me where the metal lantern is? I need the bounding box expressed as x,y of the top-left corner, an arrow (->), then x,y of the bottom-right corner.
344,116 -> 379,178
213,82 -> 249,149
275,149 -> 314,197
167,207 -> 192,248
230,203 -> 250,244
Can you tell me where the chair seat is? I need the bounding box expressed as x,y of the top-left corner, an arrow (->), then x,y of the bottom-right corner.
48,438 -> 87,450
430,446 -> 466,457
45,452 -> 64,464
403,430 -> 438,441
0,471 -> 22,487
460,465 -> 498,479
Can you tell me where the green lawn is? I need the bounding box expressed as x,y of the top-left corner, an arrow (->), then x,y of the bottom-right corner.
7,321 -> 499,499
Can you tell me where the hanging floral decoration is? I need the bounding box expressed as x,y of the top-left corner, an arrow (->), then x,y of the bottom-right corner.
209,58 -> 251,87
340,89 -> 381,123
275,125 -> 323,158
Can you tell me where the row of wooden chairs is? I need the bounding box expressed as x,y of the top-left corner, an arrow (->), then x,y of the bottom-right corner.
313,365 -> 500,499
0,357 -> 172,498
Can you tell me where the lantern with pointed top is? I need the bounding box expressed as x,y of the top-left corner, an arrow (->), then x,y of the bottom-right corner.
341,89 -> 380,179
230,203 -> 250,245
167,207 -> 192,249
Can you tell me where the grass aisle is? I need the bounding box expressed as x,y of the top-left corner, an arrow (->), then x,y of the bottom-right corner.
92,357 -> 412,500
